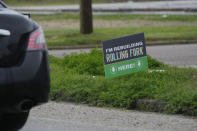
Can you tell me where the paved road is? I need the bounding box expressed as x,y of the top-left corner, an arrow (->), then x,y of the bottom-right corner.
147,44 -> 197,68
21,102 -> 197,131
12,0 -> 197,15
48,44 -> 197,68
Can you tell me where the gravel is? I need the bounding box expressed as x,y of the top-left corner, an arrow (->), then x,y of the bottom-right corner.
22,102 -> 197,131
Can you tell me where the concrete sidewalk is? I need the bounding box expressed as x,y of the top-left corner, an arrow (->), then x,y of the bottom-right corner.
12,0 -> 197,15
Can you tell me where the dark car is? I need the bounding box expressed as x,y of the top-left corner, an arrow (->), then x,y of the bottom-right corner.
0,1 -> 50,130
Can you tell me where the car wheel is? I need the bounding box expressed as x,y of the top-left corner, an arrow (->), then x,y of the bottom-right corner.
0,111 -> 29,131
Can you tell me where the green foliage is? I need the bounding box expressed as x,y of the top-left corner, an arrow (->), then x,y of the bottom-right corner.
49,49 -> 197,116
147,55 -> 167,69
58,49 -> 167,76
62,49 -> 104,76
32,14 -> 197,22
94,14 -> 197,22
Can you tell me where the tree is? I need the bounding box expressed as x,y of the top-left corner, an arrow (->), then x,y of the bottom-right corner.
80,0 -> 93,34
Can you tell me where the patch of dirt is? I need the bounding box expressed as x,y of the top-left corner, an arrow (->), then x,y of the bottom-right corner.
38,19 -> 197,30
192,75 -> 197,79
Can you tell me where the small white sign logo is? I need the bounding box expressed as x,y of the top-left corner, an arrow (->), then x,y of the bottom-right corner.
111,66 -> 117,74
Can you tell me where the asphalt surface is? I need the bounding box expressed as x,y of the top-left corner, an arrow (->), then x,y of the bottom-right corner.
48,44 -> 197,68
21,102 -> 197,131
147,44 -> 197,68
12,0 -> 197,15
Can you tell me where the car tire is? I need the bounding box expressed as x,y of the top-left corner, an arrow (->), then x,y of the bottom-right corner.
0,111 -> 29,131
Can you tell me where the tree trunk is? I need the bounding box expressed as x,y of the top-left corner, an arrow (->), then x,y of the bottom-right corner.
80,0 -> 93,34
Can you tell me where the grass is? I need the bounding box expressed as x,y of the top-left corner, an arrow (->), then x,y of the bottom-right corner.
95,14 -> 197,22
29,14 -> 197,47
32,14 -> 197,22
50,49 -> 197,116
45,26 -> 197,46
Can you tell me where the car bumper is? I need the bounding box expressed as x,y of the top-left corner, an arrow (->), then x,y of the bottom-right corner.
0,50 -> 50,110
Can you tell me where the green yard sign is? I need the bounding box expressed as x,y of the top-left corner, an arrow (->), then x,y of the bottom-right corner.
102,33 -> 148,78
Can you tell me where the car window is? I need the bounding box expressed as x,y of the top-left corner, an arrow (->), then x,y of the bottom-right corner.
0,2 -> 6,8
0,4 -> 4,8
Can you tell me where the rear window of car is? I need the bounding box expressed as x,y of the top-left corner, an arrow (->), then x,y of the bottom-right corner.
0,2 -> 5,8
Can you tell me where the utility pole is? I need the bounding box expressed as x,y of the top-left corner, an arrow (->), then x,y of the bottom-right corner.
80,0 -> 93,34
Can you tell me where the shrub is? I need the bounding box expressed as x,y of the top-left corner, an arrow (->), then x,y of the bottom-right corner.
49,49 -> 197,116
60,49 -> 168,76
